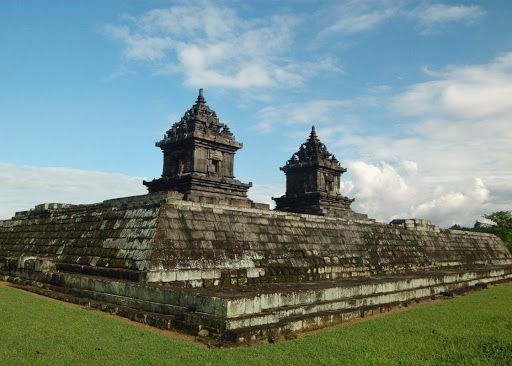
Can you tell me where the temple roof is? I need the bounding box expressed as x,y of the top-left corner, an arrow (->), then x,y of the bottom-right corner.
158,89 -> 234,145
284,126 -> 342,169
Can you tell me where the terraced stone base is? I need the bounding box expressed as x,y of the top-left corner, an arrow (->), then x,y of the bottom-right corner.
1,193 -> 511,345
2,265 -> 511,345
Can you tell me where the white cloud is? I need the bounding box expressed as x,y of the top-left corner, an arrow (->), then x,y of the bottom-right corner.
320,2 -> 485,37
327,9 -> 396,33
104,2 -> 341,90
390,52 -> 512,176
254,95 -> 380,132
411,178 -> 490,223
344,161 -> 415,221
104,24 -> 173,61
411,3 -> 485,33
104,2 -> 486,89
316,0 -> 399,36
136,4 -> 239,39
342,161 -> 496,227
401,160 -> 418,175
395,54 -> 512,121
0,163 -> 145,220
255,99 -> 353,132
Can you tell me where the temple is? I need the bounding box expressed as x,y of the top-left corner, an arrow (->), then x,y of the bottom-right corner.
143,89 -> 261,208
1,88 -> 511,346
274,126 -> 366,219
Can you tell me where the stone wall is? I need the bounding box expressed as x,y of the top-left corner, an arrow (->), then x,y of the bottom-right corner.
147,199 -> 512,287
0,194 -> 165,281
1,193 -> 511,288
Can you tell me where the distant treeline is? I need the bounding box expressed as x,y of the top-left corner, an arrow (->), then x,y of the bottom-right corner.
451,211 -> 512,253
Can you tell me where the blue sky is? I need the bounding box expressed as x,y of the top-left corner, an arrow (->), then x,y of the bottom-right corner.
1,0 -> 511,226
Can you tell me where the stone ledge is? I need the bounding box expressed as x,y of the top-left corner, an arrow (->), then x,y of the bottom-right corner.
2,265 -> 511,345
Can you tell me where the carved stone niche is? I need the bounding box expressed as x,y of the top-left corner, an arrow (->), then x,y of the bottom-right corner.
208,150 -> 223,177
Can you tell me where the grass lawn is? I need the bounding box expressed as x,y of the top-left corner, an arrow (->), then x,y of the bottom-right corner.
0,283 -> 511,366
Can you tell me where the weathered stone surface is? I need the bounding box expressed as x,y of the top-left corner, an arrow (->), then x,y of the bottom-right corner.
3,193 -> 510,288
146,200 -> 512,287
0,194 -> 165,280
3,264 -> 511,344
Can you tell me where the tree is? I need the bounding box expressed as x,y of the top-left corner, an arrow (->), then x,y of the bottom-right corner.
483,211 -> 512,228
482,211 -> 512,252
449,211 -> 512,253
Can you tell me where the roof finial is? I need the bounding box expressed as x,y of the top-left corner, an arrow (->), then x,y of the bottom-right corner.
196,88 -> 206,104
310,125 -> 318,140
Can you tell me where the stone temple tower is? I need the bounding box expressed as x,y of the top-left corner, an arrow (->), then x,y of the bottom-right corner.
274,126 -> 364,218
144,89 -> 259,208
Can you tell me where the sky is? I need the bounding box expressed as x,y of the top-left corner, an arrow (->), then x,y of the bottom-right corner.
1,0 -> 511,227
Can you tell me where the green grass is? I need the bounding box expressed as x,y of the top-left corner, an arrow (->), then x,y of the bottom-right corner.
1,283 -> 512,366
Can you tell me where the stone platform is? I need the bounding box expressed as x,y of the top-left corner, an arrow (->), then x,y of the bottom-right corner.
1,192 -> 511,344
3,265 -> 511,345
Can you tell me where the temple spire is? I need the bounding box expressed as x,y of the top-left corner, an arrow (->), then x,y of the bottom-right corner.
196,88 -> 206,104
274,126 -> 356,217
309,125 -> 318,141
143,88 -> 254,208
